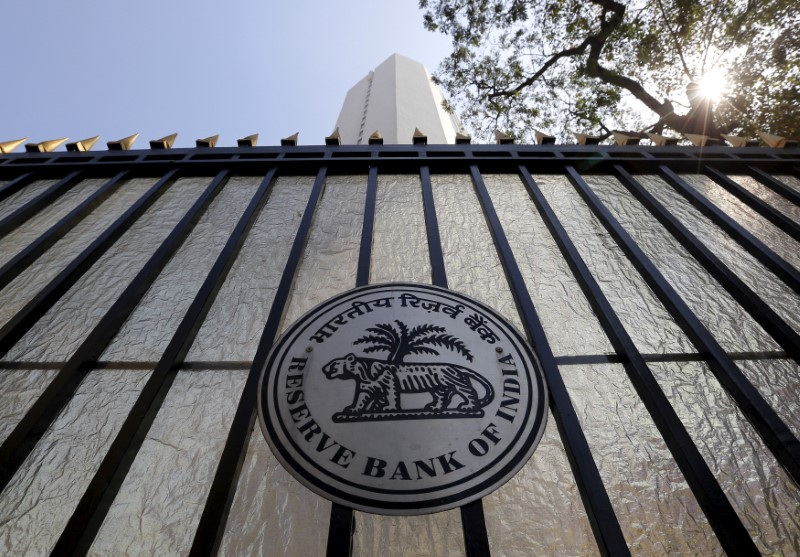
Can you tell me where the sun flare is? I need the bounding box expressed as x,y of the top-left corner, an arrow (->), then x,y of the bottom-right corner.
697,69 -> 728,102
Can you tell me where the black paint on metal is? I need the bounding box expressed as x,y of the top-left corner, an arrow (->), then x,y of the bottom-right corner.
0,170 -> 228,494
50,170 -> 278,556
0,171 -> 82,239
704,166 -> 800,242
614,165 -> 800,364
323,166 -> 378,557
468,165 -> 630,556
0,171 -> 128,293
461,500 -> 491,557
658,166 -> 800,295
356,165 -> 378,287
0,169 -> 180,358
419,165 -> 448,289
189,167 -> 328,557
748,167 -> 800,206
565,165 -> 800,488
326,503 -> 355,557
519,165 -> 759,555
0,172 -> 35,204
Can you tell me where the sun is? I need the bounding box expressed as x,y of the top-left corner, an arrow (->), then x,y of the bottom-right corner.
697,68 -> 728,102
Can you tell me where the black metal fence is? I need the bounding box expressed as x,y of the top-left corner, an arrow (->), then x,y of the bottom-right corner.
0,143 -> 798,556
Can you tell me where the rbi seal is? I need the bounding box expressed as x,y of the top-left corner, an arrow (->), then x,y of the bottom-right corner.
258,283 -> 547,515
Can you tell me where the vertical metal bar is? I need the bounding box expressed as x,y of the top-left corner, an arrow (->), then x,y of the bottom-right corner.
355,165 -> 378,287
460,500 -> 491,557
658,166 -> 800,295
0,172 -> 35,204
466,165 -> 629,557
517,165 -> 759,554
325,165 -> 377,557
326,503 -> 356,557
419,166 -> 448,288
189,167 -> 328,557
421,166 -> 492,555
0,169 -> 180,358
613,165 -> 800,364
704,166 -> 800,241
50,169 -> 279,556
0,170 -> 229,493
0,171 -> 128,292
0,171 -> 82,239
748,167 -> 800,206
565,165 -> 800,487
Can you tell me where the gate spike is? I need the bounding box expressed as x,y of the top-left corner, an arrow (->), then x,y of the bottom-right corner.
107,133 -> 139,151
149,133 -> 177,150
25,137 -> 68,153
0,138 -> 27,154
368,131 -> 383,145
721,134 -> 758,148
412,128 -> 427,145
455,132 -> 471,145
646,133 -> 679,146
281,133 -> 299,146
495,131 -> 514,144
66,136 -> 100,152
535,130 -> 556,145
325,128 -> 341,146
196,135 -> 219,148
237,134 -> 258,147
575,133 -> 601,145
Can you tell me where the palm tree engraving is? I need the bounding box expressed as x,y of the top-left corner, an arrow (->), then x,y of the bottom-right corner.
354,320 -> 473,364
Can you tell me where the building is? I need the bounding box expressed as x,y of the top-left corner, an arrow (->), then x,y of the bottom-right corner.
0,56 -> 798,556
335,53 -> 462,145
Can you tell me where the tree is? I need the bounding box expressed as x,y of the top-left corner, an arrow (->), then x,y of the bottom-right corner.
420,0 -> 799,142
354,321 -> 473,364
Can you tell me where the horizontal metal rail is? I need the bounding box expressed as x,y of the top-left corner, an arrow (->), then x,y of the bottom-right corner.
51,169 -> 277,556
0,170 -> 228,493
518,165 -> 758,554
566,165 -> 800,489
190,167 -> 328,556
468,164 -> 630,556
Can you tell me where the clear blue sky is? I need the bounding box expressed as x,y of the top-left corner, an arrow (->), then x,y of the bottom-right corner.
0,1 -> 452,149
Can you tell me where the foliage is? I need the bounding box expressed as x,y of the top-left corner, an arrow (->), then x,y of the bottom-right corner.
420,0 -> 799,141
354,321 -> 473,364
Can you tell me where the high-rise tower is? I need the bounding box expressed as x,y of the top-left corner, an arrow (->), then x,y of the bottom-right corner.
334,53 -> 462,144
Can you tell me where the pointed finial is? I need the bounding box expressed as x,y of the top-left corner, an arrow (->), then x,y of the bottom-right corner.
368,131 -> 383,145
150,133 -> 177,149
107,133 -> 140,151
237,134 -> 258,147
646,133 -> 679,146
25,137 -> 68,153
535,130 -> 556,145
575,133 -> 601,145
684,133 -> 723,147
721,134 -> 758,148
495,131 -> 514,145
326,128 -> 341,146
281,132 -> 299,146
0,138 -> 28,154
611,131 -> 644,146
66,136 -> 100,152
412,128 -> 427,145
759,132 -> 798,148
455,132 -> 471,145
196,135 -> 219,148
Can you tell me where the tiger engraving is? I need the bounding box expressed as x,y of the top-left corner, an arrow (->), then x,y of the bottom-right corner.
322,353 -> 494,416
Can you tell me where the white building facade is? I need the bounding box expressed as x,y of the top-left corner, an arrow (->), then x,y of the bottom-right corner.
335,53 -> 462,144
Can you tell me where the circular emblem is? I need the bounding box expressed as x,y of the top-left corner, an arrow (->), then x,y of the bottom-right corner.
258,283 -> 547,515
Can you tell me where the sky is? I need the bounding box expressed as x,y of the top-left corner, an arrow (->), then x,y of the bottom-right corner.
0,1 -> 452,149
